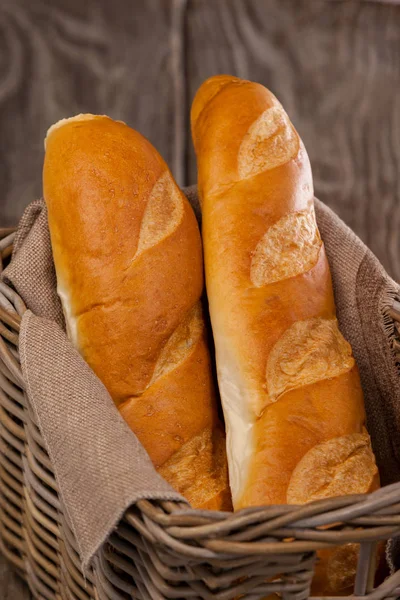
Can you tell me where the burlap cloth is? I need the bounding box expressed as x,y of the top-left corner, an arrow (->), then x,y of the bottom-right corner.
2,186 -> 400,574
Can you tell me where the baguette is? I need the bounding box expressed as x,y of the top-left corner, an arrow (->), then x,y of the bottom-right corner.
191,76 -> 379,592
43,114 -> 231,511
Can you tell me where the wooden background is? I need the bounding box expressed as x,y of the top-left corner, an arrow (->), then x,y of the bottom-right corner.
0,0 -> 399,597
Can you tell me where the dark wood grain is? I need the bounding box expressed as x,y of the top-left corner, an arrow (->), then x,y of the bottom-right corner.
186,0 -> 400,280
0,0 -> 181,226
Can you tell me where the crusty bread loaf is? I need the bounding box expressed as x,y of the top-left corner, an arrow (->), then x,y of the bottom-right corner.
191,75 -> 379,592
43,114 -> 231,511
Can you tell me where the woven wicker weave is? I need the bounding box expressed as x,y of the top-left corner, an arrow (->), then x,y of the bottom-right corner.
1,227 -> 400,600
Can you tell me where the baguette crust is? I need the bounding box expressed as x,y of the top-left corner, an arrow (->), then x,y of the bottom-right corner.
44,115 -> 230,511
192,76 -> 379,592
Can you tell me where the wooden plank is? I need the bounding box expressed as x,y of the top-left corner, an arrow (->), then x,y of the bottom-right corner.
0,552 -> 30,600
186,0 -> 400,280
170,0 -> 188,187
0,0 -> 181,226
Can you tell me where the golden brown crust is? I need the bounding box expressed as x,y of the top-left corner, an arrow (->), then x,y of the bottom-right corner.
266,317 -> 355,404
239,368 -> 366,508
119,325 -> 216,468
192,75 -> 379,589
287,432 -> 378,505
44,115 -> 230,510
314,544 -> 360,596
158,426 -> 233,511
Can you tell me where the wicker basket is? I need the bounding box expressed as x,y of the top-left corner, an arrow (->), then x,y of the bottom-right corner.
1,227 -> 400,600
